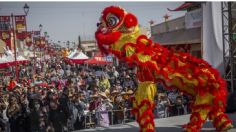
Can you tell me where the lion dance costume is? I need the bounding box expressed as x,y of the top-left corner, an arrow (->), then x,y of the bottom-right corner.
95,6 -> 233,132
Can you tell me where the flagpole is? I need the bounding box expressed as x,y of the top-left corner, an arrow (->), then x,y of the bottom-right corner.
11,13 -> 18,81
33,30 -> 36,74
23,3 -> 29,50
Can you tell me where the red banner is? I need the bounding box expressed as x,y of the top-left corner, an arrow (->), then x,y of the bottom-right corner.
15,15 -> 26,40
0,16 -> 11,49
25,32 -> 32,47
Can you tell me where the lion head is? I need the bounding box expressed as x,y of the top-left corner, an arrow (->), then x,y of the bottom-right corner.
95,6 -> 140,54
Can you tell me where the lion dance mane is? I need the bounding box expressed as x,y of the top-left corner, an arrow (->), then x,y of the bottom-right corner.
95,6 -> 233,132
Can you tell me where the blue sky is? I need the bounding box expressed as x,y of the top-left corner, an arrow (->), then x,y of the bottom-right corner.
0,2 -> 186,47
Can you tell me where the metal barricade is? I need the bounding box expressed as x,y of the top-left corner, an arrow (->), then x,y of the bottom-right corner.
83,109 -> 135,129
84,110 -> 96,129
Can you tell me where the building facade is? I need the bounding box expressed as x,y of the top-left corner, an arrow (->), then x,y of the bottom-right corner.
80,40 -> 98,57
151,3 -> 202,58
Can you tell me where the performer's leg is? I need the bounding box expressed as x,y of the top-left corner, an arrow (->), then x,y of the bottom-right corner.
208,110 -> 233,131
132,81 -> 157,132
208,98 -> 233,131
183,94 -> 213,132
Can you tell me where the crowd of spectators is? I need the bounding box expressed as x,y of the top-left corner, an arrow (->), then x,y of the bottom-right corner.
0,56 -> 192,132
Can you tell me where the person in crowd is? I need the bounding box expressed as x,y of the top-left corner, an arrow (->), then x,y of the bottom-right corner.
122,75 -> 134,90
112,94 -> 124,124
73,91 -> 86,130
0,95 -> 8,132
97,92 -> 113,127
121,89 -> 134,122
7,78 -> 17,91
167,88 -> 179,116
156,93 -> 171,118
109,66 -> 119,78
98,74 -> 110,92
7,95 -> 21,132
89,94 -> 100,112
114,81 -> 123,92
174,92 -> 185,116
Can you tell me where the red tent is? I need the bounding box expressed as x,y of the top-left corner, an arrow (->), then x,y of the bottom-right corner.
85,53 -> 113,65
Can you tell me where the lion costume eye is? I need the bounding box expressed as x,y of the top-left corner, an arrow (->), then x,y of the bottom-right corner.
106,14 -> 119,27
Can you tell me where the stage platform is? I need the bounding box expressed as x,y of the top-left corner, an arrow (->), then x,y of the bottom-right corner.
78,113 -> 236,132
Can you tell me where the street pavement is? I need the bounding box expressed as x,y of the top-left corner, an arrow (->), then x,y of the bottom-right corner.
77,113 -> 236,132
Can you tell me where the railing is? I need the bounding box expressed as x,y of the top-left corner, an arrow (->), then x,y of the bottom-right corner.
83,109 -> 135,129
82,105 -> 189,129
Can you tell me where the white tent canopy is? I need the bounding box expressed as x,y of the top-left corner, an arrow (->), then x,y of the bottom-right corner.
0,56 -> 7,63
17,55 -> 28,61
2,54 -> 14,63
70,51 -> 89,60
66,50 -> 89,64
0,50 -> 28,64
67,50 -> 77,59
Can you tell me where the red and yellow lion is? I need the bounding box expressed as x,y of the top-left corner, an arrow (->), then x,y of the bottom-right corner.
95,6 -> 233,132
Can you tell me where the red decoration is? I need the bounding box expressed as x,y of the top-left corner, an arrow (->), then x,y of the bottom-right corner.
124,13 -> 138,28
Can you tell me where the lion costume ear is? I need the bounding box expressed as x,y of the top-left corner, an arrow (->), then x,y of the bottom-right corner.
124,13 -> 138,28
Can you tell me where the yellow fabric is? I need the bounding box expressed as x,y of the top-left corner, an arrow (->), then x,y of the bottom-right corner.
137,53 -> 152,63
111,26 -> 140,51
134,81 -> 157,132
125,45 -> 135,57
140,38 -> 149,45
98,79 -> 111,91
194,94 -> 213,106
194,94 -> 213,120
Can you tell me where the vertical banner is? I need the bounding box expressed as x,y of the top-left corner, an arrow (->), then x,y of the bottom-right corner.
15,15 -> 26,40
202,2 -> 223,74
0,16 -> 11,49
26,31 -> 32,47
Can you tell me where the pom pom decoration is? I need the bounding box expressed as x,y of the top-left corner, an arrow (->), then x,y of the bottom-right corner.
124,13 -> 138,28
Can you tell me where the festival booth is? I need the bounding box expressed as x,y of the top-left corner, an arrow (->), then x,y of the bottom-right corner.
17,55 -> 29,64
68,51 -> 89,64
65,50 -> 89,64
67,50 -> 77,59
0,50 -> 29,69
0,57 -> 10,68
85,52 -> 113,65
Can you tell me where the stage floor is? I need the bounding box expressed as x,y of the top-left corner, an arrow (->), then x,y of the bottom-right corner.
78,113 -> 236,132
